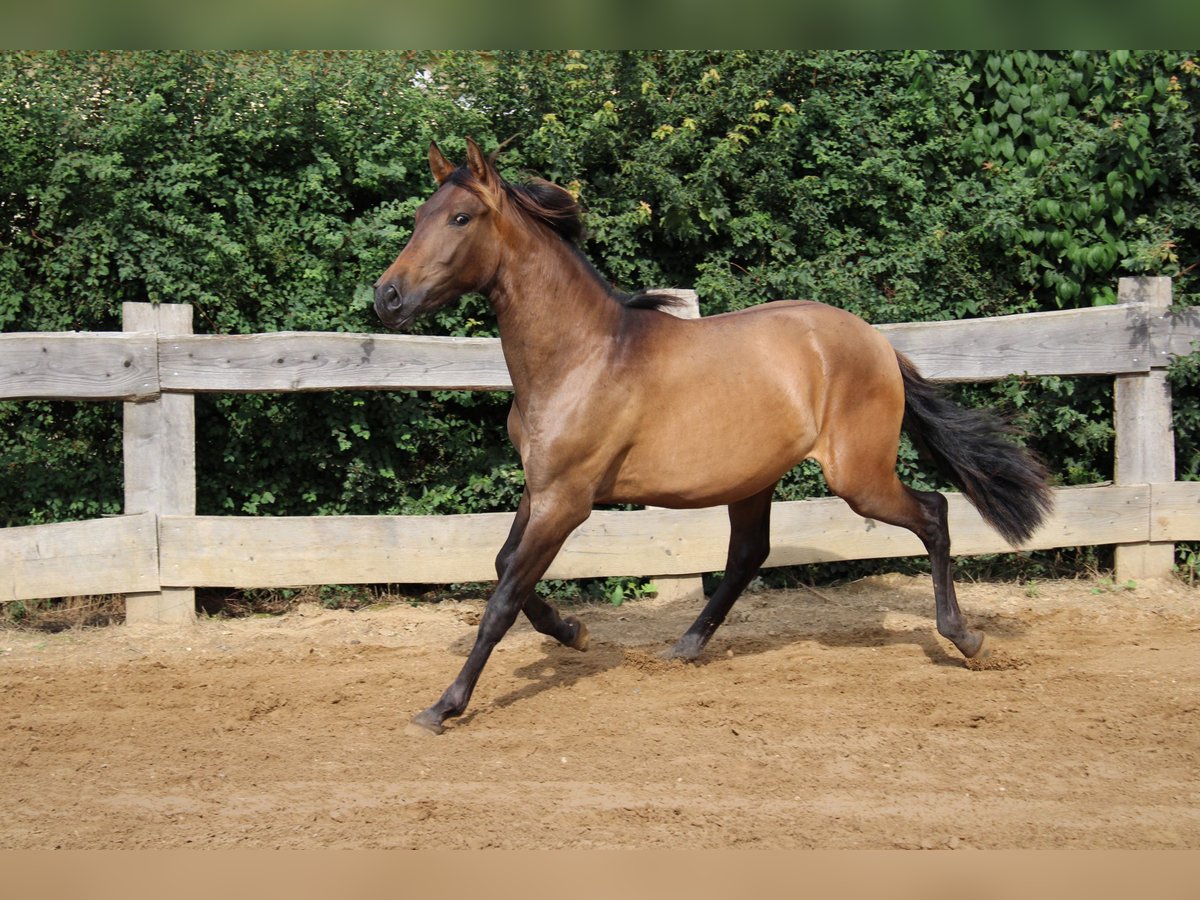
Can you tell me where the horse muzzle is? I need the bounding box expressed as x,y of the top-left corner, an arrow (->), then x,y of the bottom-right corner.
373,280 -> 426,332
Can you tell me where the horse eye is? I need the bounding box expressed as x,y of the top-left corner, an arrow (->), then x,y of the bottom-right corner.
452,213 -> 471,227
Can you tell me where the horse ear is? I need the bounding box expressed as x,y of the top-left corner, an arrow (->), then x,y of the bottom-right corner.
465,137 -> 500,191
429,141 -> 455,185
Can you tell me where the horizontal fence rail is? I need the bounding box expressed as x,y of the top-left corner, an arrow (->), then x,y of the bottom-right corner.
6,303 -> 1200,401
2,276 -> 1198,622
156,483 -> 1198,586
4,482 -> 1199,605
0,332 -> 161,401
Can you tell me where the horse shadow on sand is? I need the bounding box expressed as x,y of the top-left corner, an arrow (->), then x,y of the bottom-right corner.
438,574 -> 1032,726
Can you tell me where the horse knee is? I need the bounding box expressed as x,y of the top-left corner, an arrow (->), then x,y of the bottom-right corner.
725,526 -> 770,575
738,538 -> 770,573
477,594 -> 523,643
494,548 -> 513,580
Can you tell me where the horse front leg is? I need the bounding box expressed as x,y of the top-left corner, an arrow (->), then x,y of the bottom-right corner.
410,494 -> 591,735
497,489 -> 589,651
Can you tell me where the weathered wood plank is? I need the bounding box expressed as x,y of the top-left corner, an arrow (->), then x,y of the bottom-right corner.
157,293 -> 703,394
767,483 -> 1151,566
146,302 -> 1167,395
879,303 -> 1152,381
0,483 -> 1171,600
1151,481 -> 1200,542
159,513 -> 514,586
5,302 -> 1192,401
1114,277 -> 1176,580
1153,307 -> 1200,363
0,332 -> 159,401
123,306 -> 197,518
158,332 -> 512,392
1114,377 -> 1175,484
158,485 -> 1152,589
0,513 -> 159,603
123,303 -> 196,624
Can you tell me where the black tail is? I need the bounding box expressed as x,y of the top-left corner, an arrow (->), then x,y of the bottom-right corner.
897,352 -> 1054,546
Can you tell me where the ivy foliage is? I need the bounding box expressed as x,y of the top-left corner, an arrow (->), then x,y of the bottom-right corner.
960,50 -> 1200,308
2,52 -> 1198,566
1,51 -> 515,524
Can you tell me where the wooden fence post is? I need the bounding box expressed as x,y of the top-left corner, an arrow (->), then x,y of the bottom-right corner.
1114,276 -> 1176,581
649,290 -> 707,604
123,302 -> 197,624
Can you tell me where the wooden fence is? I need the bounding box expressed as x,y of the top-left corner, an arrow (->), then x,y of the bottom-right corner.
2,276 -> 1198,625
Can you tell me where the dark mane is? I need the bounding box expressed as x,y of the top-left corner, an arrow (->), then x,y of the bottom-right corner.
450,164 -> 682,314
504,178 -> 585,245
621,291 -> 691,313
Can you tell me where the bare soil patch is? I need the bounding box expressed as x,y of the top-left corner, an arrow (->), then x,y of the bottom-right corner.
2,574 -> 1198,848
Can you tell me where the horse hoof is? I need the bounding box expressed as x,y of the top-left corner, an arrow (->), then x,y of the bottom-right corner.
566,615 -> 590,651
407,710 -> 446,736
957,630 -> 986,660
667,635 -> 703,661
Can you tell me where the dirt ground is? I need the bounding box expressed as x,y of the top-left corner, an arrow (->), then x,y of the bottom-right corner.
2,574 -> 1198,849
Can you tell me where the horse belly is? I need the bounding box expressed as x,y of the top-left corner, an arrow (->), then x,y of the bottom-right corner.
602,376 -> 820,508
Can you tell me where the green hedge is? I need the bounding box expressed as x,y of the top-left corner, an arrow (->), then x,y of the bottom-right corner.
2,51 -> 1197,574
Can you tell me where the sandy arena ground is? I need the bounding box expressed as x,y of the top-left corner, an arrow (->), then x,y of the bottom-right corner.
2,574 -> 1198,849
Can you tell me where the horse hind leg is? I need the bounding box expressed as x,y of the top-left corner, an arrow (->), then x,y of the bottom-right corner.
827,462 -> 985,660
669,483 -> 775,661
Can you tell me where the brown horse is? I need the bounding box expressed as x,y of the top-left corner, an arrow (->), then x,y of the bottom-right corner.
375,138 -> 1053,735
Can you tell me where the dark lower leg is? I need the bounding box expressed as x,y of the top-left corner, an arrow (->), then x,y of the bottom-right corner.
930,552 -> 985,657
911,489 -> 985,658
410,590 -> 524,734
523,595 -> 589,650
412,499 -> 588,733
840,477 -> 985,660
668,581 -> 753,660
670,485 -> 774,660
496,491 -> 587,651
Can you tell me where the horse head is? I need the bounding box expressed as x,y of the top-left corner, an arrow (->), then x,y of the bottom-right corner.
373,138 -> 506,331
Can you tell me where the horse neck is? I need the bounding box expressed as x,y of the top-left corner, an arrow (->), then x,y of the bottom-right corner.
488,227 -> 621,393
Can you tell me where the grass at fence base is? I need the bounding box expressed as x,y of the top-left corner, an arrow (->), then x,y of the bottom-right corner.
1,595 -> 126,632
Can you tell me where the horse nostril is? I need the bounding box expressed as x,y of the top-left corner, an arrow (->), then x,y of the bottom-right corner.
375,282 -> 398,308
